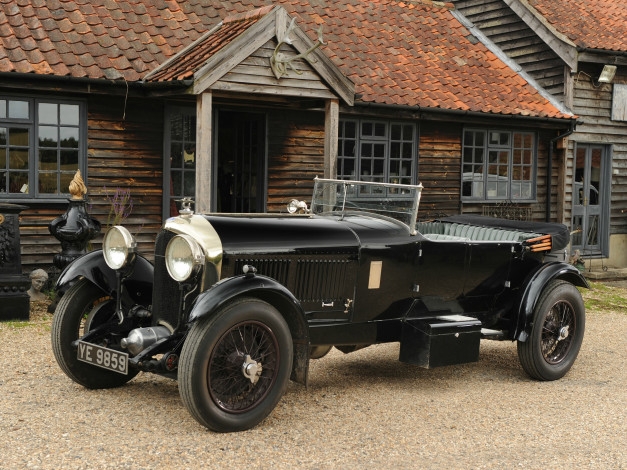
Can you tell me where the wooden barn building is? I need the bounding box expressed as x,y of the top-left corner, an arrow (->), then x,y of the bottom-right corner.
0,0 -> 580,273
452,0 -> 627,269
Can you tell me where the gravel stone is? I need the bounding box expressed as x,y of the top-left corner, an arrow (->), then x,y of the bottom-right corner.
0,302 -> 625,469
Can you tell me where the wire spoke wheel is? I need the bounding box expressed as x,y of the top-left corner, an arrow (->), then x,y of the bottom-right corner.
208,321 -> 279,413
517,280 -> 585,381
541,300 -> 576,364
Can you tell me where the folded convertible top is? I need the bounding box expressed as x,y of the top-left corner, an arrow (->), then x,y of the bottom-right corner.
436,215 -> 570,252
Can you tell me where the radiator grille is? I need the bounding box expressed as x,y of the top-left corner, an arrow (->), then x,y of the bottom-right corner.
152,230 -> 182,328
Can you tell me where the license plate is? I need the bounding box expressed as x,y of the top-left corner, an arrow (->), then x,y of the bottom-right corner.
77,341 -> 129,375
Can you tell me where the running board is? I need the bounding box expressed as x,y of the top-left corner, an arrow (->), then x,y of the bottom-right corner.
399,315 -> 482,369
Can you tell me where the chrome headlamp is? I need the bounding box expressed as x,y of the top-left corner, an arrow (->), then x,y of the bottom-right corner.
165,234 -> 205,282
103,226 -> 136,270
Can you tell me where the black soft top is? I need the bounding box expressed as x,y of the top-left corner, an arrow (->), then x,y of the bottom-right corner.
437,215 -> 570,251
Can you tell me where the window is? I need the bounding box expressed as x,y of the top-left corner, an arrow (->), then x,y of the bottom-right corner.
462,129 -> 535,201
338,119 -> 417,196
164,107 -> 196,217
0,97 -> 85,199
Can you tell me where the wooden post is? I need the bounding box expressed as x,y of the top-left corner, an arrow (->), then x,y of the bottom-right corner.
324,99 -> 339,179
196,92 -> 213,213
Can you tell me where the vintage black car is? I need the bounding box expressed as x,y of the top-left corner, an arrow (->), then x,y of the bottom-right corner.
52,178 -> 587,432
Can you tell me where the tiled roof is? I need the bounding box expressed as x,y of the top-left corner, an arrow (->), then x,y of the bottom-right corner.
526,0 -> 627,52
0,0 -> 218,80
0,0 -> 571,119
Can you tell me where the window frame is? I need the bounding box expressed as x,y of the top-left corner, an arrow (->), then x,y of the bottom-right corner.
461,128 -> 537,203
0,95 -> 87,202
338,118 -> 418,198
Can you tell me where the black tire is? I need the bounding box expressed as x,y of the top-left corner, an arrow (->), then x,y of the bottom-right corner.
51,278 -> 138,389
517,280 -> 585,381
179,298 -> 293,432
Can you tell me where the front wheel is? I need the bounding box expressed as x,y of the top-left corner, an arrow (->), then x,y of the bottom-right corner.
517,280 -> 585,381
179,298 -> 293,432
51,278 -> 139,389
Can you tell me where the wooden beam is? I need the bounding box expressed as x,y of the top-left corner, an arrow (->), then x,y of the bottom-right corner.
324,99 -> 339,179
195,92 -> 212,213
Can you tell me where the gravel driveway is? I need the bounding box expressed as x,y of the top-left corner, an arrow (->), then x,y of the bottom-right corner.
0,302 -> 625,469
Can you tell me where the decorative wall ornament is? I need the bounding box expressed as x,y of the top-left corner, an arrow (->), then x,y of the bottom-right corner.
270,18 -> 325,80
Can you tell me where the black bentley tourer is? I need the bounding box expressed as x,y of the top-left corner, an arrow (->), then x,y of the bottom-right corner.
52,178 -> 586,432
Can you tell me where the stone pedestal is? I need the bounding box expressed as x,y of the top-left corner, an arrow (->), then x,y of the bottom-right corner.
0,203 -> 30,321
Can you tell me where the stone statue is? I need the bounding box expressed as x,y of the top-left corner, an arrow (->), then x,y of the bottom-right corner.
28,268 -> 48,301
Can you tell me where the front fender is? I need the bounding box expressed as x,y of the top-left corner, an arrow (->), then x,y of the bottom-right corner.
189,274 -> 310,386
56,250 -> 153,307
514,261 -> 589,341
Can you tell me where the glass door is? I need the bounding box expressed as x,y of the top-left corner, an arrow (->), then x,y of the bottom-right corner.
571,144 -> 608,256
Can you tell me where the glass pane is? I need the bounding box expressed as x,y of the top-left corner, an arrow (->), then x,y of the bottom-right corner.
391,124 -> 401,140
183,145 -> 195,168
345,121 -> 356,138
574,147 -> 585,206
183,114 -> 196,141
475,131 -> 484,146
0,149 -> 5,169
9,171 -> 28,193
389,159 -> 399,177
403,125 -> 413,139
171,170 -> 181,196
401,161 -> 411,177
183,171 -> 195,197
463,147 -> 473,162
170,115 -> 183,140
9,149 -> 28,169
39,149 -> 57,170
390,142 -> 400,158
373,143 -> 385,158
38,172 -> 57,194
589,148 -> 602,206
343,141 -> 355,157
8,100 -> 29,119
39,126 -> 58,147
474,148 -> 483,163
0,99 -> 5,119
60,127 -> 79,148
38,103 -> 58,124
343,158 -> 355,178
362,122 -> 372,136
60,172 -> 74,193
464,131 -> 474,146
171,142 -> 182,169
9,128 -> 29,146
0,171 -> 5,192
587,215 -> 599,245
374,123 -> 385,137
60,104 -> 79,126
0,127 -> 5,145
402,143 -> 412,159
60,150 -> 78,171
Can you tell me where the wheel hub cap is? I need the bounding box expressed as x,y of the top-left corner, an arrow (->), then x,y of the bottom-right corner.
242,354 -> 263,385
558,326 -> 569,341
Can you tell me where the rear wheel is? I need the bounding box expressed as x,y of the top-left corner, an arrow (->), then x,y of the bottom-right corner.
51,278 -> 138,389
517,280 -> 585,381
179,298 -> 293,432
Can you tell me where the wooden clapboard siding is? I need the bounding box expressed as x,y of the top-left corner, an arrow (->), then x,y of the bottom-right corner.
266,109 -> 325,212
564,67 -> 627,235
418,121 -> 462,218
212,39 -> 336,100
452,0 -> 565,99
18,94 -> 165,272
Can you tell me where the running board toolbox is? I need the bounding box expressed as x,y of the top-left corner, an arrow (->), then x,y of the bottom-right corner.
399,315 -> 482,368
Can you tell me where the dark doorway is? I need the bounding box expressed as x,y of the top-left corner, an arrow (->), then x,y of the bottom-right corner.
215,110 -> 266,213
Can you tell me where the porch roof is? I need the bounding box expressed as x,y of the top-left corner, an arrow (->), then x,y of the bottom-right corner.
0,0 -> 573,120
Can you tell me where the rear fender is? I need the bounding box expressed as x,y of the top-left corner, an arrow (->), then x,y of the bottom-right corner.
56,250 -> 153,307
189,274 -> 310,385
514,262 -> 588,341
